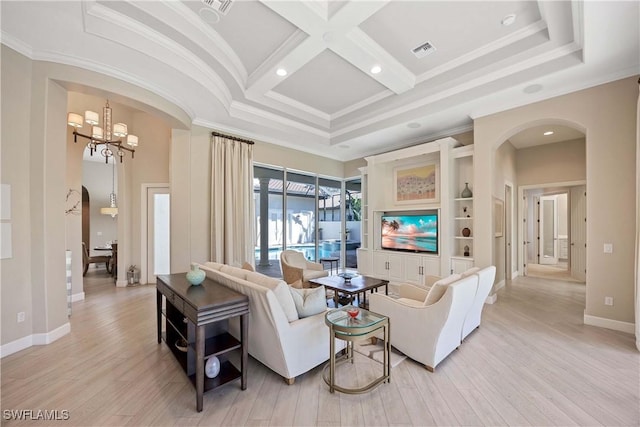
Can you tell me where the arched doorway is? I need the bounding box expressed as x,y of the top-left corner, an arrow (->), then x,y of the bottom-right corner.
492,121 -> 587,305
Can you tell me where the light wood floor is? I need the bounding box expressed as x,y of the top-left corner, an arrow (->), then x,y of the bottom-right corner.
2,270 -> 638,426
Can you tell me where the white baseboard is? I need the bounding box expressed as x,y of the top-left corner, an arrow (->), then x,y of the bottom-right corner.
511,270 -> 519,279
71,292 -> 85,302
584,314 -> 635,334
116,279 -> 128,287
0,335 -> 33,358
494,279 -> 506,291
485,293 -> 497,304
1,322 -> 71,358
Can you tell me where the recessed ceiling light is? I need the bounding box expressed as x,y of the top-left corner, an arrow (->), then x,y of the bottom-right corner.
371,65 -> 382,74
543,131 -> 554,136
407,122 -> 421,129
502,14 -> 517,26
276,68 -> 287,77
523,83 -> 543,94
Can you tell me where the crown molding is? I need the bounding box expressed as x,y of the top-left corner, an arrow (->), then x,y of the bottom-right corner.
264,91 -> 331,122
230,101 -> 330,138
0,32 -> 33,58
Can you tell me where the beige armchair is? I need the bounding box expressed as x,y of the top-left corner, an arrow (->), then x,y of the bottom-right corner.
369,274 -> 478,372
280,250 -> 328,287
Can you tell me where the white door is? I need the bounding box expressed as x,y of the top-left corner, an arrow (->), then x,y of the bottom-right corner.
570,186 -> 587,281
147,187 -> 170,282
505,184 -> 513,279
539,195 -> 558,265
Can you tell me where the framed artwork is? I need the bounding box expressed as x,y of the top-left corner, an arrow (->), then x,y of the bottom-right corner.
393,162 -> 439,204
494,198 -> 504,237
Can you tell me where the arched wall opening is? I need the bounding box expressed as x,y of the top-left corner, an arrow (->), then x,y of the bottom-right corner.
473,76 -> 637,332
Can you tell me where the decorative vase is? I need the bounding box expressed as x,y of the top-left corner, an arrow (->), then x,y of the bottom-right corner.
461,182 -> 473,198
464,245 -> 470,257
186,264 -> 205,286
462,227 -> 471,237
205,356 -> 220,378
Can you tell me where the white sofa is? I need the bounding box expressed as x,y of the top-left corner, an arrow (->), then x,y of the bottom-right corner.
369,274 -> 478,371
198,262 -> 345,384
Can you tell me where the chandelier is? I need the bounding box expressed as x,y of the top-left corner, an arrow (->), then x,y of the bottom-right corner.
67,100 -> 138,163
101,159 -> 118,217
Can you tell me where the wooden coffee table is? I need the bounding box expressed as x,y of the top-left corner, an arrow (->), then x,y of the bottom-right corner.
308,274 -> 388,309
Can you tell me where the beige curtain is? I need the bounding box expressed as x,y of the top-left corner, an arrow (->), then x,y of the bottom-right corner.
636,78 -> 639,351
210,134 -> 255,266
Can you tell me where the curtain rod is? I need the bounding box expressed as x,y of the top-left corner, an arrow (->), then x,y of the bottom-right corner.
211,131 -> 255,145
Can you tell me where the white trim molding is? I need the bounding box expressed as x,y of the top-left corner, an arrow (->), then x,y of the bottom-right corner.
0,322 -> 71,358
71,292 -> 85,302
485,293 -> 497,304
584,314 -> 635,334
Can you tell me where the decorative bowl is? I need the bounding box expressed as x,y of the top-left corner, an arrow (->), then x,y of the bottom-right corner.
338,272 -> 358,283
346,307 -> 360,319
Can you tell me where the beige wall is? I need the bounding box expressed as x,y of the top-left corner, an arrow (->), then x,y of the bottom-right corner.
516,138 -> 586,186
474,76 -> 637,325
493,141 -> 517,286
1,46 -> 35,344
254,139 -> 344,178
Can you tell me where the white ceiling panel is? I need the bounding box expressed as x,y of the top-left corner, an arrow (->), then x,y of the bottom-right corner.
182,0 -> 298,76
273,50 -> 388,114
360,1 -> 542,76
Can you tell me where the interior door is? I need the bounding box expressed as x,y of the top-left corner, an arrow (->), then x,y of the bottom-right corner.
570,186 -> 587,281
505,184 -> 512,279
539,195 -> 558,265
147,187 -> 170,283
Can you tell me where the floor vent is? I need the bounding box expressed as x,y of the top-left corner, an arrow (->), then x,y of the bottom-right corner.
412,41 -> 436,59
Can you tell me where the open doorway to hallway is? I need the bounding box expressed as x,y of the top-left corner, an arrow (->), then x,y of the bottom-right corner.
522,185 -> 586,283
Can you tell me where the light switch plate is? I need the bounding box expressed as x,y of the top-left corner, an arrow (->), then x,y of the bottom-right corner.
604,243 -> 613,253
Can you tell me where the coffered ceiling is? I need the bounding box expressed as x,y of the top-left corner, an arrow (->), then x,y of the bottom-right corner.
1,1 -> 638,160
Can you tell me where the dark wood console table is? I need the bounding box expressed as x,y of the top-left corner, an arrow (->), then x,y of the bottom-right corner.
156,273 -> 249,412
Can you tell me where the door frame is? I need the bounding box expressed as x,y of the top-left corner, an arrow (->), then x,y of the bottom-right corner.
141,183 -> 170,285
517,180 -> 586,278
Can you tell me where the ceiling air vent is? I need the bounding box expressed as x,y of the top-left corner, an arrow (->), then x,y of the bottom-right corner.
201,0 -> 234,16
412,41 -> 436,59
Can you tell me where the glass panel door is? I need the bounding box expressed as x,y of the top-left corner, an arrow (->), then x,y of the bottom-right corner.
254,166 -> 284,276
318,178 -> 343,269
345,179 -> 362,269
286,172 -> 317,261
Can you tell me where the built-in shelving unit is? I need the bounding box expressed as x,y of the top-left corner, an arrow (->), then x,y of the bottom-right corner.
357,137 -> 475,282
450,145 -> 474,273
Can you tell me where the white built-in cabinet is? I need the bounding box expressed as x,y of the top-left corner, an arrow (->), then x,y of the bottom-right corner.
372,251 -> 404,282
357,137 -> 475,283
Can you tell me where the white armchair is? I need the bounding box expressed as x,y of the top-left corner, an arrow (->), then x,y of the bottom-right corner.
461,266 -> 496,340
280,250 -> 328,287
369,274 -> 478,371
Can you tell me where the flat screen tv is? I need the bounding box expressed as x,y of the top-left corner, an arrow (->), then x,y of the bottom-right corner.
381,211 -> 438,254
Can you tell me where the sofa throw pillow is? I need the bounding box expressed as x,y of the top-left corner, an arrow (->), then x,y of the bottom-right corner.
241,262 -> 255,272
424,274 -> 461,306
289,286 -> 327,318
290,279 -> 303,289
272,282 -> 299,322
